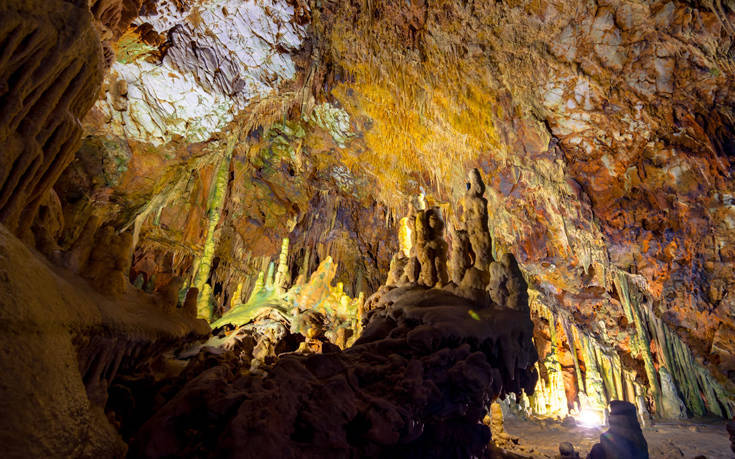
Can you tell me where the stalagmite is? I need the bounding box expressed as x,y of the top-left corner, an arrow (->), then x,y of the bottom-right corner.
192,132 -> 238,321
2,0 -> 735,456
562,316 -> 585,396
415,207 -> 448,287
273,238 -> 290,292
578,328 -> 608,421
615,273 -> 664,417
449,226 -> 472,285
462,168 -> 492,271
487,252 -> 529,311
128,190 -> 540,457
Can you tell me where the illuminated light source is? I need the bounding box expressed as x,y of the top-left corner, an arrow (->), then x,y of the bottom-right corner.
398,217 -> 413,257
575,408 -> 604,428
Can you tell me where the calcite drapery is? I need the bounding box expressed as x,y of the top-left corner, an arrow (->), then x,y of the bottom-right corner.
0,0 -> 103,239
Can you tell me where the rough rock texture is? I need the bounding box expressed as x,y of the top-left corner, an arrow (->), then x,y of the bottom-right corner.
129,286 -> 538,458
463,168 -> 493,271
6,3 -> 734,452
0,0 -> 103,238
0,225 -> 209,457
415,207 -> 449,287
310,0 -> 735,419
87,0 -> 307,145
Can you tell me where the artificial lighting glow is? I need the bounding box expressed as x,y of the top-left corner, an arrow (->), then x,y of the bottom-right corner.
575,409 -> 604,428
398,217 -> 413,257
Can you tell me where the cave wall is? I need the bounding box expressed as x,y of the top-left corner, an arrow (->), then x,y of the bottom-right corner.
306,0 -> 735,418
0,0 -> 104,240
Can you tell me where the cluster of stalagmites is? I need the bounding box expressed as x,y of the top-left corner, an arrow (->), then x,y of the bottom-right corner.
368,168 -> 528,314
112,170 -> 538,457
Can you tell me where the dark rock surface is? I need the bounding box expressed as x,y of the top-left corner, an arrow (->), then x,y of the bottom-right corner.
589,401 -> 649,459
129,286 -> 538,458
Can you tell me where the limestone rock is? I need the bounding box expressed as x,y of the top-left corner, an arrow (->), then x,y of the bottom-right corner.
159,276 -> 184,313
0,0 -> 103,236
462,168 -> 492,271
84,225 -> 134,296
487,253 -> 530,312
89,0 -> 308,145
0,225 -> 208,457
386,251 -> 408,287
415,207 -> 449,287
449,227 -> 472,285
182,287 -> 199,320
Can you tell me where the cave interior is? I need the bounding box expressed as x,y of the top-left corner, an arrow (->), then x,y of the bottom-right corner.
2,0 -> 735,457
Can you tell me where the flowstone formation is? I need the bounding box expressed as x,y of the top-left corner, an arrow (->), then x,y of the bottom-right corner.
0,0 -> 103,239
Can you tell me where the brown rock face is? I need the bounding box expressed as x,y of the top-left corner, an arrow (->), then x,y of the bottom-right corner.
0,224 -> 209,457
0,0 -> 103,240
129,286 -> 538,458
312,0 -> 735,418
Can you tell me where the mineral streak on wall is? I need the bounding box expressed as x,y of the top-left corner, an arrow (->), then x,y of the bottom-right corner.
527,272 -> 735,422
528,295 -> 652,423
617,272 -> 735,419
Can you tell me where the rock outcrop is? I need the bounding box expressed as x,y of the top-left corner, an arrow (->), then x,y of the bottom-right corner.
120,183 -> 539,457
0,225 -> 209,457
129,284 -> 538,458
0,0 -> 103,239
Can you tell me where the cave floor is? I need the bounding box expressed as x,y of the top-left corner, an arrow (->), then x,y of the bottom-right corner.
500,417 -> 732,458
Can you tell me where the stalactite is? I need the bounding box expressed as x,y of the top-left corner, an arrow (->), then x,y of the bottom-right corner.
577,327 -> 608,420
528,301 -> 568,418
562,316 -> 585,396
615,273 -> 663,416
615,271 -> 735,419
645,306 -> 735,418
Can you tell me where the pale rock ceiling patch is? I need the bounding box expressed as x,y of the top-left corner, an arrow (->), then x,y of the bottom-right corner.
95,0 -> 306,145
